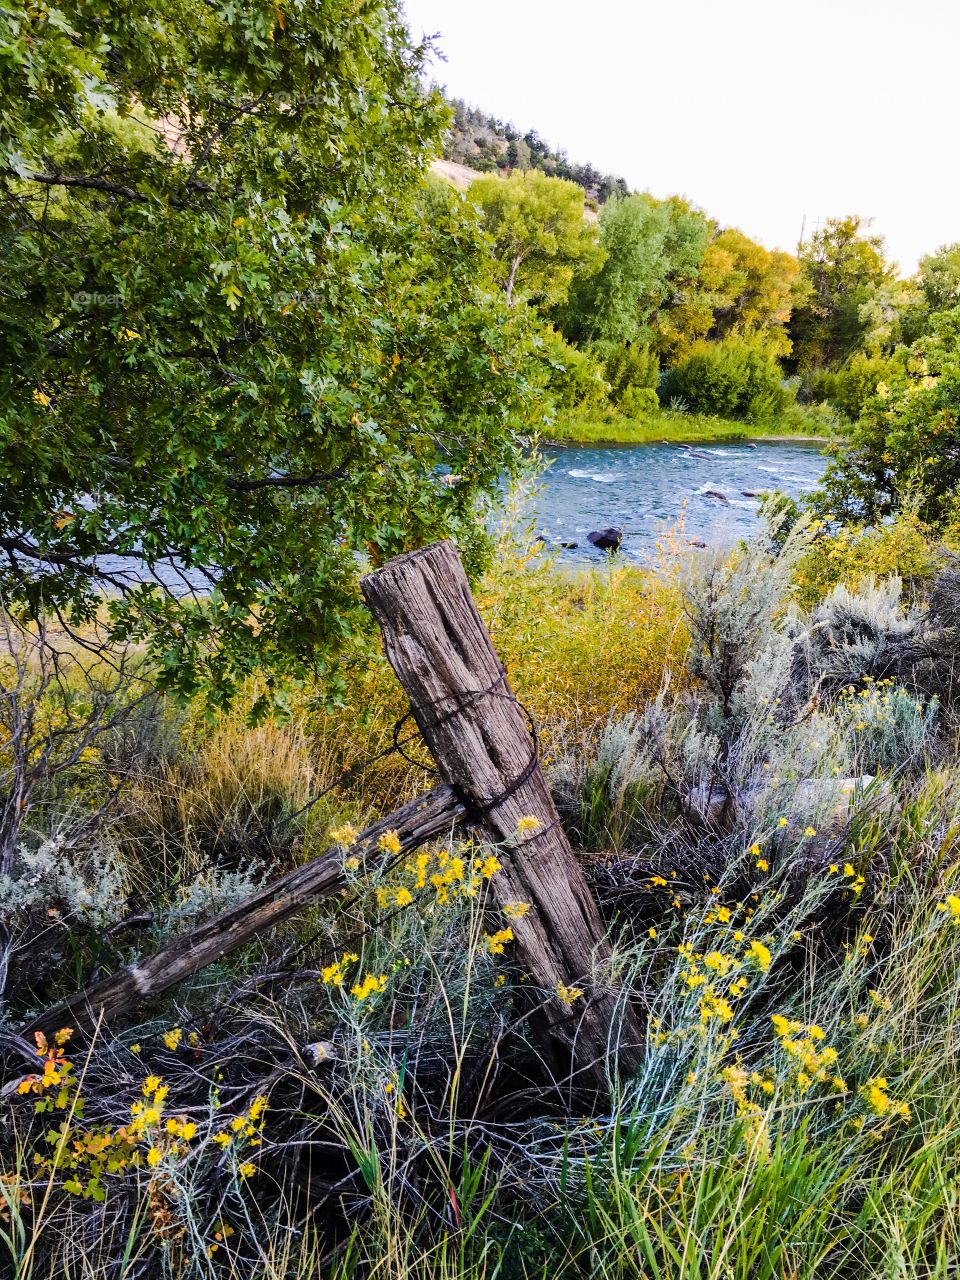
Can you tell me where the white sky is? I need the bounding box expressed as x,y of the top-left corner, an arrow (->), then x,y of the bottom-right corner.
401,0 -> 960,275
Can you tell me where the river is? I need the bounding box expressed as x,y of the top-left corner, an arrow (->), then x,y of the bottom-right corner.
530,439 -> 830,562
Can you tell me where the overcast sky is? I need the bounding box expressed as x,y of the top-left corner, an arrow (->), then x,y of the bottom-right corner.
401,0 -> 959,274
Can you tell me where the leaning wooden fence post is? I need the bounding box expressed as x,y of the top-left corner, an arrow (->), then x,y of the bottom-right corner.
361,540 -> 643,1093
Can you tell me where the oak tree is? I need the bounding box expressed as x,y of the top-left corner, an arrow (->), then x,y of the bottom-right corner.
0,0 -> 538,710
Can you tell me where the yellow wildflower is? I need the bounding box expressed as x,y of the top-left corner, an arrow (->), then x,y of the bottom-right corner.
485,927 -> 514,956
555,983 -> 584,1006
378,829 -> 401,856
772,1014 -> 802,1037
516,815 -> 541,835
503,901 -> 530,920
351,973 -> 388,1001
329,823 -> 358,847
862,1076 -> 891,1115
745,940 -> 772,971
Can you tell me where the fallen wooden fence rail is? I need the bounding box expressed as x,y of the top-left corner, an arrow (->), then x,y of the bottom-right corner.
22,540 -> 643,1095
22,785 -> 464,1038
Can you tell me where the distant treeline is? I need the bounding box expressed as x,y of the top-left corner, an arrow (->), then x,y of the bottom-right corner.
442,97 -> 629,206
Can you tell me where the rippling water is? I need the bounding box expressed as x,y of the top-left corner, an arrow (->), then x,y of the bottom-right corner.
529,439 -> 830,562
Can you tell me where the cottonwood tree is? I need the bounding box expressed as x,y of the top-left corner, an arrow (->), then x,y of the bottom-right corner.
468,170 -> 601,307
788,215 -> 891,372
560,193 -> 708,346
0,0 -> 539,712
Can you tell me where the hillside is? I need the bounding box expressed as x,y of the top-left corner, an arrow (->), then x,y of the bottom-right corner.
442,96 -> 629,207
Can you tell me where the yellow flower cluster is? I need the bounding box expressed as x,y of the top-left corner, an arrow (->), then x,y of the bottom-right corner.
860,1075 -> 910,1120
321,951 -> 359,987
937,894 -> 960,923
351,973 -> 388,1001
721,1064 -> 770,1161
329,822 -> 358,847
744,940 -> 772,971
485,927 -> 514,956
771,1015 -> 843,1094
212,1093 -> 268,1164
700,991 -> 735,1025
378,829 -> 401,856
556,983 -> 584,1006
319,953 -> 389,1004
373,846 -> 503,912
676,927 -> 774,1031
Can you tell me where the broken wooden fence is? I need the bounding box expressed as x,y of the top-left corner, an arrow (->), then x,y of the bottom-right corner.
22,541 -> 643,1094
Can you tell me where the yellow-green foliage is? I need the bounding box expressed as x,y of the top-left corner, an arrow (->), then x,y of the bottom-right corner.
138,535 -> 689,841
795,510 -> 942,607
478,537 -> 688,735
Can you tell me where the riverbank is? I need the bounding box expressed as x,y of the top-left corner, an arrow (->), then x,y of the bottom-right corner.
542,406 -> 842,446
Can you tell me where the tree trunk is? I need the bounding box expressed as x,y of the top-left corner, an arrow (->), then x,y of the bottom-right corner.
23,785 -> 464,1039
361,540 -> 643,1094
504,253 -> 524,306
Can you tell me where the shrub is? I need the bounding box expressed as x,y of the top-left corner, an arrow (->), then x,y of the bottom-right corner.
794,509 -> 942,608
835,679 -> 939,772
810,350 -> 907,420
815,307 -> 960,527
790,575 -> 921,701
661,338 -> 790,422
477,518 -> 690,736
538,325 -> 610,416
591,339 -> 660,414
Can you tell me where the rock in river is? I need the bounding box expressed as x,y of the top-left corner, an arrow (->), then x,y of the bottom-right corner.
587,527 -> 623,552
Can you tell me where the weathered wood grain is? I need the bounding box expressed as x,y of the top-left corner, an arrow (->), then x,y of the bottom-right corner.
361,540 -> 642,1093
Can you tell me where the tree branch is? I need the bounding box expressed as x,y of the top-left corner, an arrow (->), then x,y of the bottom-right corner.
19,172 -> 149,203
0,536 -> 133,594
224,466 -> 348,492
